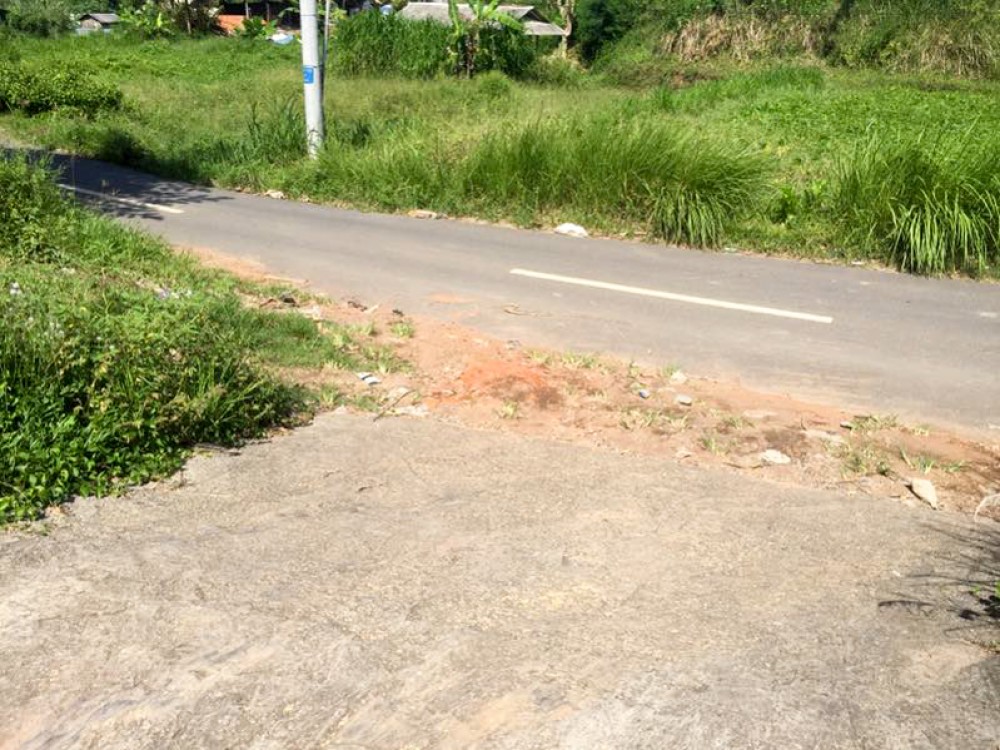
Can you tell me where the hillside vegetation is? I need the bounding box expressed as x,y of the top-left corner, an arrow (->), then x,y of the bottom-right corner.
581,0 -> 1000,82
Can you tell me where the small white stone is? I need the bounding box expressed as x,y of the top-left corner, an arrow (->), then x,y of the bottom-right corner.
675,395 -> 694,407
554,223 -> 589,238
760,449 -> 792,465
407,209 -> 439,220
907,478 -> 939,510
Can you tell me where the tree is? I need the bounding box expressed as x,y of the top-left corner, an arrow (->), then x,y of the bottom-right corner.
447,0 -> 522,77
119,0 -> 220,34
556,0 -> 574,57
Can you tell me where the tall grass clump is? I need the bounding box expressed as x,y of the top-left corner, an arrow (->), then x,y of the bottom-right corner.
0,157 -> 320,521
463,114 -> 768,245
329,11 -> 538,79
331,13 -> 451,78
833,131 -> 1000,275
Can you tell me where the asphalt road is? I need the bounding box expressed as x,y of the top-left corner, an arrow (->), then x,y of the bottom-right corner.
49,154 -> 1000,433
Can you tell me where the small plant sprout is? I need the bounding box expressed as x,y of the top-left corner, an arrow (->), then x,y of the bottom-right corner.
527,350 -> 554,366
497,400 -> 521,420
562,351 -> 602,370
390,320 -> 415,338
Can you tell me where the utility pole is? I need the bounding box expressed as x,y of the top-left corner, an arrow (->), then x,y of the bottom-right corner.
300,0 -> 325,159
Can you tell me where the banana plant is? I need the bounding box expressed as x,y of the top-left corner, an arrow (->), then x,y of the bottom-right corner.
447,0 -> 522,77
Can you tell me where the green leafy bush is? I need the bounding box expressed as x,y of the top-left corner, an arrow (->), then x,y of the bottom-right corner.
0,157 -> 314,521
0,60 -> 123,115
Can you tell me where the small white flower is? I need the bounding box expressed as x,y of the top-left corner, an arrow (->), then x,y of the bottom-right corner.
9,282 -> 22,296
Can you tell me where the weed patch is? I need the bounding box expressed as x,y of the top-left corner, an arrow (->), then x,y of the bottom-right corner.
0,156 -> 382,522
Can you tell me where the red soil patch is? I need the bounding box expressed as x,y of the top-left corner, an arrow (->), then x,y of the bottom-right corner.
186,245 -> 1000,519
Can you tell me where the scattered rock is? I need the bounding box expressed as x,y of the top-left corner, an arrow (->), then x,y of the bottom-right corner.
675,448 -> 693,459
728,454 -> 764,469
264,189 -> 285,200
675,394 -> 694,407
840,421 -> 854,430
743,409 -> 776,420
906,478 -> 939,510
975,493 -> 1000,520
669,371 -> 688,385
407,209 -> 439,220
803,429 -> 847,446
637,389 -> 651,400
346,299 -> 367,311
505,339 -> 521,351
760,449 -> 792,465
554,222 -> 589,238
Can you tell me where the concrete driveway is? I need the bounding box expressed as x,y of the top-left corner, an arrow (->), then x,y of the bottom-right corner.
2,415 -> 998,749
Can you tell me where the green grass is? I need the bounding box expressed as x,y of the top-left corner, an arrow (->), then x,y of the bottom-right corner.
2,34 -> 1000,275
0,155 -> 392,522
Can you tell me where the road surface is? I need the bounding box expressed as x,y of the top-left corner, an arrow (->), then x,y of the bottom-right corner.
3,414 -> 998,748
49,154 -> 1000,433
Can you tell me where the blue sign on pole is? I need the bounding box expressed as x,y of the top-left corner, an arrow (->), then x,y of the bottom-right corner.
303,66 -> 316,85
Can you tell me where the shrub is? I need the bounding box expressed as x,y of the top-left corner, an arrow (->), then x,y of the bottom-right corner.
0,0 -> 75,36
329,11 -> 537,78
0,60 -> 123,115
575,0 -> 645,62
833,132 -> 1000,275
525,54 -> 587,87
0,157 -> 309,521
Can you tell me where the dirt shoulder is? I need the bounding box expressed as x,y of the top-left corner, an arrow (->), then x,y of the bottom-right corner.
189,245 -> 1000,519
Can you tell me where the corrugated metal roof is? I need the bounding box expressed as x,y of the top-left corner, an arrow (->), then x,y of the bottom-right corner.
80,13 -> 120,24
399,3 -> 566,36
523,20 -> 567,36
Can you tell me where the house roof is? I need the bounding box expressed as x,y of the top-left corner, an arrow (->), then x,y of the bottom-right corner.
80,13 -> 120,24
399,3 -> 567,36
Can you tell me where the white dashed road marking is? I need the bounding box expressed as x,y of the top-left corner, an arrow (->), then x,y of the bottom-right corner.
510,268 -> 834,324
58,183 -> 185,215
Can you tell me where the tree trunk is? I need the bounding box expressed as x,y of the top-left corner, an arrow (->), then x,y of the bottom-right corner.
558,0 -> 573,58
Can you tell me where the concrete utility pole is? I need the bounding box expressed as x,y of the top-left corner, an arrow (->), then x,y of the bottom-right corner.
299,0 -> 325,158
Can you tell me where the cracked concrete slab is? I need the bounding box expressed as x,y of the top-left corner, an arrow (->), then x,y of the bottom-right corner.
1,414 -> 997,749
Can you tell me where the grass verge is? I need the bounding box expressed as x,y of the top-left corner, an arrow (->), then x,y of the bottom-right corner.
0,156 -> 393,522
3,35 -> 1000,276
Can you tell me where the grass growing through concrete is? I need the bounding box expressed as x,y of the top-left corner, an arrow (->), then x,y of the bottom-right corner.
0,156 -> 390,522
3,34 -> 1000,275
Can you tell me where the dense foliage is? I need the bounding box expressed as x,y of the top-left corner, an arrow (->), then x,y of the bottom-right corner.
330,11 -> 538,79
0,156 -> 379,521
0,59 -> 123,115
